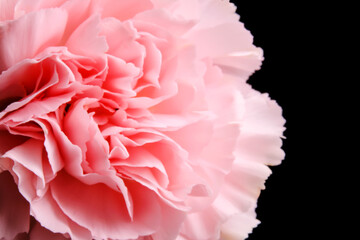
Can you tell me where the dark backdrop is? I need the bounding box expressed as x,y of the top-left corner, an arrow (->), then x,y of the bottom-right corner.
234,1 -> 320,239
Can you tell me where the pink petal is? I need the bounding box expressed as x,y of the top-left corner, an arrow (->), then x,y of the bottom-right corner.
37,115 -> 134,219
66,14 -> 108,57
100,18 -> 145,68
150,201 -> 186,240
134,9 -> 195,36
134,38 -> 162,92
0,8 -> 68,72
30,189 -> 92,240
213,50 -> 263,81
11,162 -> 37,201
3,139 -> 46,189
60,0 -> 92,42
114,147 -> 167,176
62,98 -> 95,157
0,0 -> 18,21
220,211 -> 260,240
185,22 -> 258,58
103,55 -> 140,97
51,172 -> 161,239
165,120 -> 213,158
0,171 -> 30,240
236,89 -> 286,166
177,0 -> 239,30
14,0 -> 68,15
90,0 -> 153,21
180,207 -> 221,240
221,213 -> 259,240
200,124 -> 240,174
0,56 -> 78,122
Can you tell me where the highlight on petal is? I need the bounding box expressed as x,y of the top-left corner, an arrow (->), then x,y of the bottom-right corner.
0,8 -> 68,72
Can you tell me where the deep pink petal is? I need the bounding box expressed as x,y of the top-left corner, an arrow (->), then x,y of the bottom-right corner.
0,128 -> 28,155
29,221 -> 68,240
0,171 -> 30,240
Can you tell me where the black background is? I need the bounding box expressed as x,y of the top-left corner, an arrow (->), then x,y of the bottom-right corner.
234,1 -> 323,239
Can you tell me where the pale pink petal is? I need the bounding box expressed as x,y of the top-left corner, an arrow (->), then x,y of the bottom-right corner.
90,0 -> 153,21
66,14 -> 108,57
134,9 -> 195,36
220,211 -> 260,240
0,0 -> 18,21
236,89 -> 286,166
14,0 -> 67,15
165,120 -> 213,158
0,8 -> 68,72
213,50 -> 263,81
127,58 -> 178,109
185,22 -> 259,58
150,83 -> 196,114
180,207 -> 221,240
176,0 -> 239,30
150,201 -> 186,240
0,171 -> 30,240
100,18 -> 145,68
200,124 -> 240,174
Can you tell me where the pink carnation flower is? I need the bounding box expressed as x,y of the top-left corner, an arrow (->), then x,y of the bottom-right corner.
0,0 -> 285,239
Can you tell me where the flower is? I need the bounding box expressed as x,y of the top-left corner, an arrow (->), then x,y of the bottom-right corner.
0,0 -> 285,240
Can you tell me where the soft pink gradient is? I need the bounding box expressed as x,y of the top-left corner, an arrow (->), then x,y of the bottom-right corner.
0,0 -> 285,239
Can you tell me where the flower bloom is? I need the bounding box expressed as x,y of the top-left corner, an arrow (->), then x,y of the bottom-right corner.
0,0 -> 285,239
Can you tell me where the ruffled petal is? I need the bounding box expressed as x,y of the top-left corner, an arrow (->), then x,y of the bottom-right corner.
30,189 -> 92,240
51,172 -> 161,240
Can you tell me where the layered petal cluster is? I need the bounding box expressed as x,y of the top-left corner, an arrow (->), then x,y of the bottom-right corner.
0,0 -> 285,240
